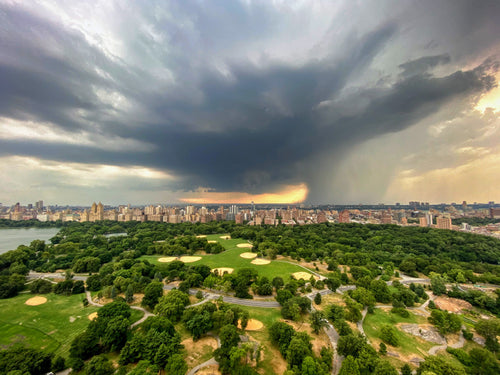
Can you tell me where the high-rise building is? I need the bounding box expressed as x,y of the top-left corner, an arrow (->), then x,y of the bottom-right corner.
36,200 -> 43,211
436,215 -> 452,230
338,210 -> 350,223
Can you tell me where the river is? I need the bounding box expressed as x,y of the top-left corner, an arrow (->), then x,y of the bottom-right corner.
0,227 -> 60,254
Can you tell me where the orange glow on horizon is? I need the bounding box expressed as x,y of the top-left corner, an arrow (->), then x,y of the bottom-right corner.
180,183 -> 309,204
476,73 -> 500,112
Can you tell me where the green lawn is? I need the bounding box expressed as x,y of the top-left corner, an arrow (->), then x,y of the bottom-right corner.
141,234 -> 312,280
0,293 -> 99,358
363,308 -> 433,356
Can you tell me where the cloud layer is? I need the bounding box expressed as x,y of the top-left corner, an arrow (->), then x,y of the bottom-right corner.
0,0 -> 499,204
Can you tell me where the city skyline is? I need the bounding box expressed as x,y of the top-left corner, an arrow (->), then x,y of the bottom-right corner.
0,1 -> 499,205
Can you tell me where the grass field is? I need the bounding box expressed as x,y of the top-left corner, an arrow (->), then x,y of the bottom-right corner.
141,234 -> 312,281
0,293 -> 99,358
363,308 -> 433,358
228,304 -> 285,375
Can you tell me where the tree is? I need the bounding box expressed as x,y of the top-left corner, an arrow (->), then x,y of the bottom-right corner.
475,318 -> 500,352
380,324 -> 399,347
301,356 -> 317,375
142,281 -> 164,309
269,321 -> 295,356
428,310 -> 462,335
339,355 -> 360,375
416,355 -> 466,375
401,363 -> 412,375
70,330 -> 100,360
373,360 -> 397,375
272,277 -> 284,290
154,289 -> 190,322
310,310 -> 327,334
379,342 -> 387,355
85,355 -> 114,375
286,334 -> 312,368
469,347 -> 500,375
0,346 -> 53,375
102,316 -> 129,351
165,354 -> 187,375
430,274 -> 447,296
125,284 -> 134,303
337,333 -> 366,357
314,293 -> 322,305
184,310 -> 213,340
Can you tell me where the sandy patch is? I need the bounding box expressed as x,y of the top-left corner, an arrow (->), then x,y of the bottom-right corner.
240,252 -> 258,259
292,272 -> 318,280
25,296 -> 47,306
158,257 -> 177,263
196,235 -> 207,238
238,319 -> 263,331
251,259 -> 270,265
88,312 -> 98,320
196,365 -> 221,375
237,243 -> 253,248
182,336 -> 218,370
434,296 -> 472,313
208,240 -> 217,243
69,316 -> 76,323
220,235 -> 231,240
213,267 -> 234,275
180,256 -> 202,263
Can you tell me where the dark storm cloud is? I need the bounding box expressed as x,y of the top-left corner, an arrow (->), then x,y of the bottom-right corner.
0,0 -> 499,203
398,54 -> 451,78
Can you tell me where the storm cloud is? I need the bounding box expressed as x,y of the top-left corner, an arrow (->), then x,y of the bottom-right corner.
0,0 -> 499,204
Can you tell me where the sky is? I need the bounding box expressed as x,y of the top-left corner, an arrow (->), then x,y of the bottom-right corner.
0,0 -> 499,206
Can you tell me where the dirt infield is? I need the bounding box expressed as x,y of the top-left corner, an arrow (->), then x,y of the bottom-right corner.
236,243 -> 253,248
251,259 -> 271,265
240,252 -> 258,259
292,272 -> 316,280
179,256 -> 202,263
196,235 -> 207,238
238,319 -> 264,331
212,267 -> 234,275
25,296 -> 47,306
220,235 -> 231,240
88,312 -> 98,320
208,240 -> 217,243
158,257 -> 177,263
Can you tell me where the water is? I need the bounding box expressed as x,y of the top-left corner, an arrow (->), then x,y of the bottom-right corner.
0,228 -> 60,254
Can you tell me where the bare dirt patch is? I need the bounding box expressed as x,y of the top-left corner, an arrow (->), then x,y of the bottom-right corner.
220,235 -> 231,240
251,259 -> 271,265
25,296 -> 47,306
292,272 -> 317,280
237,243 -> 253,248
208,240 -> 217,243
196,365 -> 221,375
282,320 -> 331,356
212,267 -> 234,275
238,319 -> 264,331
434,296 -> 472,313
158,257 -> 177,263
179,256 -> 202,263
196,235 -> 207,238
88,312 -> 98,320
182,336 -> 218,370
240,252 -> 258,259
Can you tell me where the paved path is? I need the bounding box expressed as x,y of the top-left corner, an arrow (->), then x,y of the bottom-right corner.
187,358 -> 218,375
84,291 -> 153,328
357,308 -> 368,336
28,271 -> 88,281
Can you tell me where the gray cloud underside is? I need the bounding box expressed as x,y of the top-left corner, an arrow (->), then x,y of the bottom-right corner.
0,0 -> 499,201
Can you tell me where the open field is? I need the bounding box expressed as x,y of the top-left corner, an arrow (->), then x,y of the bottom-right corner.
227,305 -> 285,375
0,293 -> 99,358
363,308 -> 434,367
141,234 -> 313,280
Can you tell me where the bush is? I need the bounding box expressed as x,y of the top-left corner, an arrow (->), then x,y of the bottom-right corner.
391,307 -> 410,318
380,324 -> 399,347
